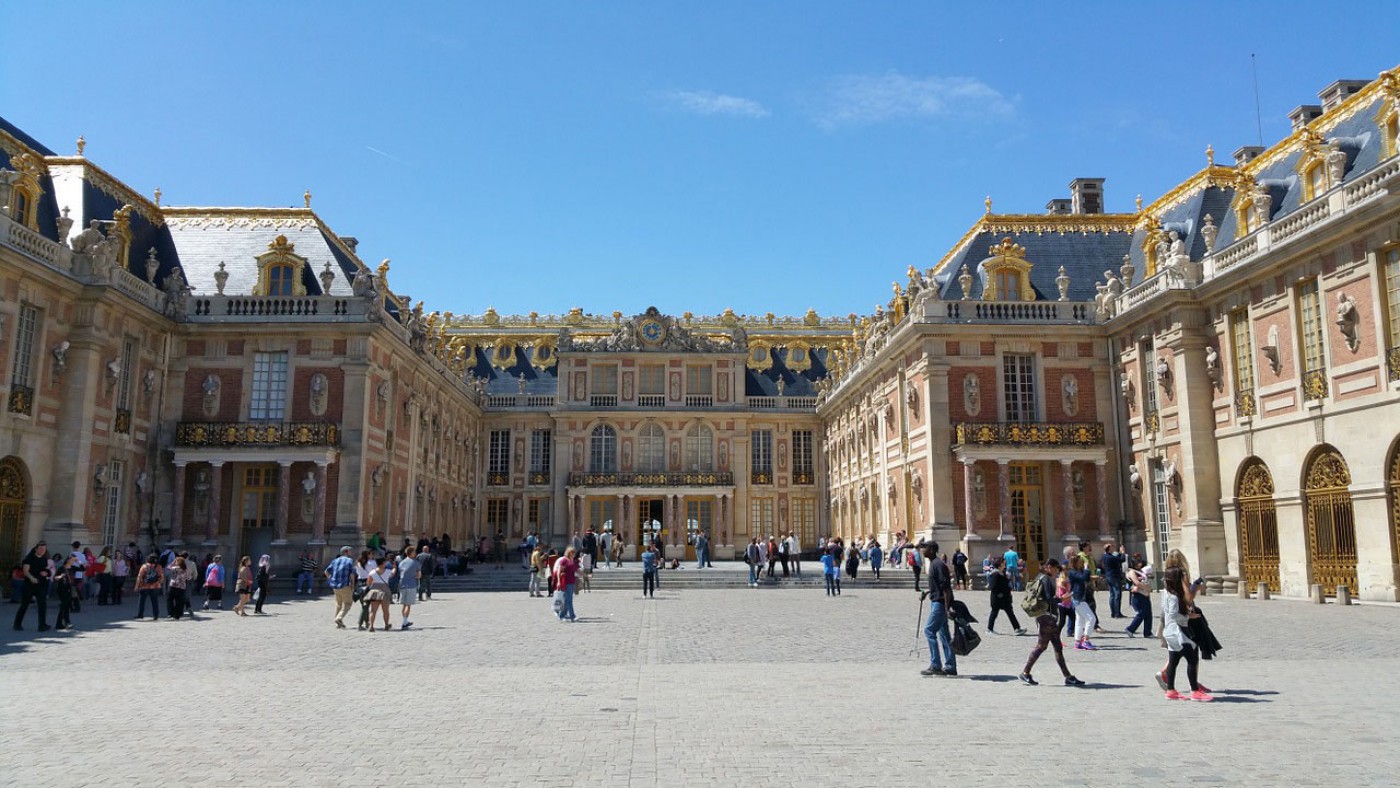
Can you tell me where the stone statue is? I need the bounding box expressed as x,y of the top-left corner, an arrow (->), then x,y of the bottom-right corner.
51,341 -> 69,373
1205,346 -> 1222,390
192,468 -> 211,522
1168,230 -> 1187,262
517,373 -> 527,394
1326,141 -> 1348,186
1056,265 -> 1070,301
1200,214 -> 1218,252
775,377 -> 785,397
352,267 -> 376,298
309,373 -> 328,416
320,261 -> 336,294
1094,270 -> 1122,320
1252,184 -> 1273,223
56,207 -> 73,247
963,373 -> 981,416
301,470 -> 317,521
905,384 -> 918,411
164,266 -> 187,298
958,264 -> 974,300
1155,356 -> 1171,387
143,368 -> 156,395
135,471 -> 149,495
972,469 -> 986,515
1336,292 -> 1360,351
371,464 -> 385,488
1061,374 -> 1079,417
201,374 -> 220,416
70,220 -> 104,255
144,248 -> 160,284
1128,464 -> 1142,492
1154,234 -> 1170,267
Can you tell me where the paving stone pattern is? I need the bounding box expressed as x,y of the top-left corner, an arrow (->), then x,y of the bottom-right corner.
2,584 -> 1398,787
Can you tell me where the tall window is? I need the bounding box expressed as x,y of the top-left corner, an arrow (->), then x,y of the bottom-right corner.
750,497 -> 774,536
1297,279 -> 1327,399
792,496 -> 816,545
116,338 -> 135,411
250,352 -> 288,420
101,460 -> 124,548
1231,309 -> 1257,417
684,423 -> 713,471
1385,248 -> 1400,365
751,430 -> 773,483
686,365 -> 712,396
588,498 -> 617,533
638,424 -> 665,472
1002,353 -> 1036,421
589,424 -> 617,472
10,304 -> 38,394
527,498 -> 547,533
792,430 -> 814,482
268,264 -> 295,296
488,429 -> 510,482
638,364 -> 666,407
590,364 -> 618,407
486,498 -> 510,535
529,429 -> 551,479
1141,340 -> 1159,416
1151,460 -> 1172,566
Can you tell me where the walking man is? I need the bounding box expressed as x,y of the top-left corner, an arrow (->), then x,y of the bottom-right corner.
695,530 -> 709,569
787,532 -> 801,576
12,541 -> 51,631
745,538 -> 761,588
324,546 -> 356,629
1100,542 -> 1126,619
1019,559 -> 1085,687
1003,542 -> 1021,592
398,546 -> 421,630
919,541 -> 957,677
418,546 -> 435,600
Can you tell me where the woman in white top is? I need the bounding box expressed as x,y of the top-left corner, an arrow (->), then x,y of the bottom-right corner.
1160,567 -> 1212,701
364,560 -> 393,632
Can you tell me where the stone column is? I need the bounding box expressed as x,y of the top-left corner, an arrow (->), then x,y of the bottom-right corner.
274,461 -> 292,543
616,493 -> 625,544
171,463 -> 188,544
1351,486 -> 1398,602
962,458 -> 977,540
1060,459 -> 1075,541
312,462 -> 329,544
1095,459 -> 1111,540
997,459 -> 1011,540
205,461 -> 224,544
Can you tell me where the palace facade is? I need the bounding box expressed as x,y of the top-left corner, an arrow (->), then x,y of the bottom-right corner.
3,65 -> 1399,599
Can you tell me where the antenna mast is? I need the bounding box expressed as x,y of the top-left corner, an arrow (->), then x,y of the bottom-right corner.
1251,54 -> 1265,147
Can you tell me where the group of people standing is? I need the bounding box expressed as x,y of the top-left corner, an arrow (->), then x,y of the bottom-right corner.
323,545 -> 426,632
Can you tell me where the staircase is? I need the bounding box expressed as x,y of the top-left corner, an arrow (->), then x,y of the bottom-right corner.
428,562 -> 927,593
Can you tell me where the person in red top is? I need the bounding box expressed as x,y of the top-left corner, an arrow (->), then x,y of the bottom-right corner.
554,547 -> 578,622
133,554 -> 165,621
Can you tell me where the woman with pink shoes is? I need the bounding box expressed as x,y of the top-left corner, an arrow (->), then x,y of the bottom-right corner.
1067,555 -> 1098,651
1158,566 -> 1213,701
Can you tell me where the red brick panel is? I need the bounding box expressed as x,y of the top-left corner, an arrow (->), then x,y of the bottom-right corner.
182,368 -> 244,421
290,367 -> 344,421
947,365 -> 996,421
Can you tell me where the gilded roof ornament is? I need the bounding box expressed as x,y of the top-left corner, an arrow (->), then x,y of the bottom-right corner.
153,187 -> 161,207
988,237 -> 1027,259
984,195 -> 993,214
1135,194 -> 1143,212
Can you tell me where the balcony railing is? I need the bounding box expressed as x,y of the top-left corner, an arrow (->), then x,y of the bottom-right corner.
528,471 -> 550,485
174,421 -> 340,447
485,394 -> 556,409
567,471 -> 734,487
114,408 -> 132,435
637,394 -> 665,407
187,295 -> 364,321
1302,368 -> 1329,401
952,421 -> 1105,447
748,396 -> 818,410
792,470 -> 815,485
684,395 -> 714,408
939,300 -> 1094,324
751,470 -> 773,485
589,394 -> 619,408
7,385 -> 34,416
486,471 -> 509,486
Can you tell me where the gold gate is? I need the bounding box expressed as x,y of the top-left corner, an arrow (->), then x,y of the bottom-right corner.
0,457 -> 28,572
1009,462 -> 1046,571
1390,449 -> 1400,565
1304,448 -> 1357,597
1237,459 -> 1280,593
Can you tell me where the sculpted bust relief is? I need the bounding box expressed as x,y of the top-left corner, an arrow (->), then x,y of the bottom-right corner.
963,374 -> 981,417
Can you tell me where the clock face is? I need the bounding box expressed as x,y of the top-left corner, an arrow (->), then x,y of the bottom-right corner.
639,318 -> 665,344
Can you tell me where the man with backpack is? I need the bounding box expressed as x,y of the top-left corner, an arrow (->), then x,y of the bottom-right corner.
1019,559 -> 1085,687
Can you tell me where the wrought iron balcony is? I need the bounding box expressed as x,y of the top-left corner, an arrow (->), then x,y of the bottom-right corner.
952,421 -> 1105,447
792,470 -> 816,485
174,421 -> 340,448
114,408 -> 132,435
486,472 -> 510,486
567,471 -> 734,487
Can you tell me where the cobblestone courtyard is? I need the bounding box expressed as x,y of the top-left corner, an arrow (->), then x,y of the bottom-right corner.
4,582 -> 1399,787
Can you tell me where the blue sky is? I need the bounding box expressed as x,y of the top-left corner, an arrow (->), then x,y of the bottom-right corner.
2,2 -> 1396,318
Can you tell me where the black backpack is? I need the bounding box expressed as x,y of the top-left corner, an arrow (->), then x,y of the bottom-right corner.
142,564 -> 159,585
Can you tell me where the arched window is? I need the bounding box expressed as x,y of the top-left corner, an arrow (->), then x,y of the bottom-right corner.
685,423 -> 713,471
268,264 -> 295,296
638,424 -> 665,472
589,425 -> 617,473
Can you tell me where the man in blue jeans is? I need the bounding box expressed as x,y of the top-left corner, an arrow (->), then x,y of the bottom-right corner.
745,538 -> 761,588
1100,542 -> 1126,619
919,541 -> 957,677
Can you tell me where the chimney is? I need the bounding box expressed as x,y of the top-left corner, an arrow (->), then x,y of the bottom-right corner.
1318,79 -> 1370,113
1069,178 -> 1105,215
340,236 -> 359,252
1233,146 -> 1265,166
1045,198 -> 1072,216
1287,105 -> 1323,132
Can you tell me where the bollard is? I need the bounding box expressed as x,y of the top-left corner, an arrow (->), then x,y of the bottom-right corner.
1336,585 -> 1352,606
1237,582 -> 1250,599
1311,584 -> 1326,604
1257,582 -> 1270,601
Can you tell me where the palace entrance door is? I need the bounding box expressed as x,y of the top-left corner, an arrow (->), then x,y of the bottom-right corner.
637,497 -> 664,555
1009,462 -> 1046,573
0,457 -> 28,572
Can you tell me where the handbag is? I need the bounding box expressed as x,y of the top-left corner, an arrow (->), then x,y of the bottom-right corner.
352,584 -> 366,603
551,590 -> 564,614
252,587 -> 263,603
952,618 -> 982,656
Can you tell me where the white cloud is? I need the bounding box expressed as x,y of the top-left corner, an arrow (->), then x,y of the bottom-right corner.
815,72 -> 1014,129
656,90 -> 770,118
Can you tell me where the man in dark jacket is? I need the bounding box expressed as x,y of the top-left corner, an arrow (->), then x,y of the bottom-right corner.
1100,542 -> 1126,619
919,541 -> 957,677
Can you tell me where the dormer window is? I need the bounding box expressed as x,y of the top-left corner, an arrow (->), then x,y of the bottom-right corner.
1305,161 -> 1326,202
995,270 -> 1023,302
980,237 -> 1035,302
268,264 -> 296,295
4,152 -> 44,230
253,235 -> 308,296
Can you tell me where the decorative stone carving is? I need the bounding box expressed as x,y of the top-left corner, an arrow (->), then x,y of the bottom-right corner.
301,470 -> 317,522
201,374 -> 221,417
1071,468 -> 1086,513
1128,464 -> 1142,492
1120,374 -> 1134,408
1252,184 -> 1273,224
886,477 -> 897,500
517,373 -> 527,393
309,373 -> 329,416
1061,374 -> 1079,417
143,368 -> 156,395
775,377 -> 785,397
1200,214 -> 1218,252
192,468 -> 211,523
371,464 -> 385,488
1155,356 -> 1172,390
1119,254 -> 1135,287
1094,270 -> 1123,320
1056,265 -> 1070,301
911,472 -> 923,502
51,341 -> 69,374
56,207 -> 73,247
1335,292 -> 1360,352
972,469 -> 987,516
1261,325 -> 1281,375
352,267 -> 376,298
905,384 -> 918,412
319,261 -> 336,294
70,220 -> 104,255
1326,140 -> 1348,186
1205,345 -> 1222,390
144,248 -> 160,284
963,373 -> 981,417
958,264 -> 974,300
105,358 -> 121,383
135,471 -> 149,495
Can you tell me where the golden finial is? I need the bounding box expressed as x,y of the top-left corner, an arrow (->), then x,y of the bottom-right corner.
1205,144 -> 1215,167
76,135 -> 85,156
984,195 -> 993,214
303,190 -> 312,209
153,187 -> 162,207
1135,194 -> 1143,211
